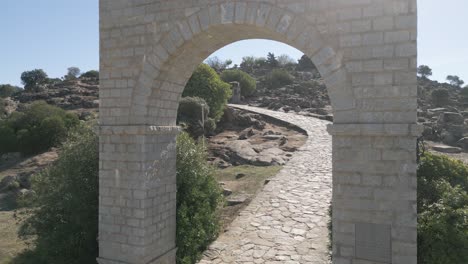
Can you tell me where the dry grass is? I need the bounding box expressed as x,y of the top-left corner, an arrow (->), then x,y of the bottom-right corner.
215,165 -> 282,230
0,210 -> 27,264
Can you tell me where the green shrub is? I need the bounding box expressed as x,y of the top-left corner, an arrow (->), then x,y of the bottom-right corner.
0,122 -> 18,153
176,132 -> 223,264
178,97 -> 210,123
265,69 -> 294,89
220,69 -> 257,97
0,84 -> 21,98
13,129 -> 222,264
183,64 -> 232,121
80,70 -> 99,79
178,97 -> 216,138
431,88 -> 450,107
417,152 -> 468,264
0,101 -> 79,155
15,127 -> 99,264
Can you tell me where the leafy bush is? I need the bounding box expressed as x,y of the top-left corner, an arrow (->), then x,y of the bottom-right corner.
0,101 -> 79,155
183,64 -> 232,121
13,129 -> 222,264
176,132 -> 223,264
265,69 -> 294,89
80,70 -> 99,79
178,97 -> 215,137
417,152 -> 468,264
21,69 -> 48,92
220,69 -> 257,97
0,122 -> 17,152
431,88 -> 450,107
0,84 -> 21,98
178,97 -> 210,122
240,56 -> 255,73
15,127 -> 99,264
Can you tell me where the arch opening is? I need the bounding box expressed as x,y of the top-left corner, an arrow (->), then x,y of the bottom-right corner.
132,19 -> 356,127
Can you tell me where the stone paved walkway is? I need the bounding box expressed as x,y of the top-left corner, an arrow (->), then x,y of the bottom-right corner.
199,105 -> 332,264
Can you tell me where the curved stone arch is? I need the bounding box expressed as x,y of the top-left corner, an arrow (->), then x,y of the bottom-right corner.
98,1 -> 420,263
129,2 -> 357,126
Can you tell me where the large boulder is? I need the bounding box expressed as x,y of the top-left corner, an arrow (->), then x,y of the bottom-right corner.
457,137 -> 468,151
432,144 -> 462,154
438,112 -> 464,125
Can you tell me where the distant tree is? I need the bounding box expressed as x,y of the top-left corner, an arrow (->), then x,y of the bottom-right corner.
417,65 -> 433,79
66,67 -> 81,80
297,55 -> 318,72
80,70 -> 99,79
277,54 -> 296,67
254,57 -> 268,68
205,56 -> 232,73
0,84 -> 21,98
265,69 -> 294,89
447,75 -> 464,87
240,56 -> 255,73
21,69 -> 48,92
220,69 -> 257,97
266,52 -> 278,67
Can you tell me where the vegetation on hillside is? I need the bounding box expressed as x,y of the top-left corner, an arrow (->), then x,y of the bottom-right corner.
0,101 -> 79,155
220,69 -> 256,97
11,128 -> 222,264
13,126 -> 98,264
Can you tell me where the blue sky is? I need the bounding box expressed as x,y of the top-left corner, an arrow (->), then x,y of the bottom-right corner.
1,0 -> 467,87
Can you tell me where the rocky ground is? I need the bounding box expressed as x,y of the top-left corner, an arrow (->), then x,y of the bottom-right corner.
208,107 -> 307,169
246,70 -> 333,122
417,77 -> 468,154
9,78 -> 99,121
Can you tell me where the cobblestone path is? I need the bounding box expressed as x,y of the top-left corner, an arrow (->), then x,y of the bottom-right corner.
199,105 -> 332,264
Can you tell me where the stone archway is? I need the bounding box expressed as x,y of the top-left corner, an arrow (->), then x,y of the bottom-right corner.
98,1 -> 419,263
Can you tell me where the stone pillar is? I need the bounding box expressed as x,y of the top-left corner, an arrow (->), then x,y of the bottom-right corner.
229,81 -> 242,104
97,125 -> 179,264
328,123 -> 422,264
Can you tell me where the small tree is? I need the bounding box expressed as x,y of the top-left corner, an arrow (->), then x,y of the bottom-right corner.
183,64 -> 232,121
15,127 -> 99,264
66,67 -> 81,80
277,54 -> 296,67
297,55 -> 318,72
220,69 -> 257,97
417,65 -> 433,79
266,52 -> 278,68
80,70 -> 99,79
176,132 -> 223,264
431,88 -> 450,107
240,56 -> 256,73
447,75 -> 465,87
206,56 -> 232,73
21,69 -> 48,92
0,84 -> 21,98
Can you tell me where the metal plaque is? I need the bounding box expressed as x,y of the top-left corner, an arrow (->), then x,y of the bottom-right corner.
355,223 -> 391,263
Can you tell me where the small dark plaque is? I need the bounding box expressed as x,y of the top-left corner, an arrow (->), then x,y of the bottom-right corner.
355,223 -> 391,263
